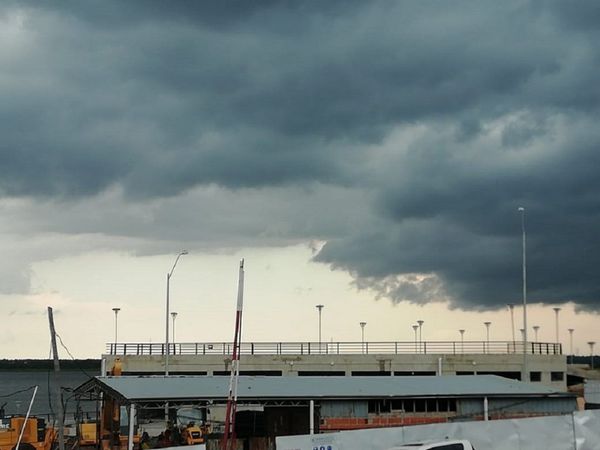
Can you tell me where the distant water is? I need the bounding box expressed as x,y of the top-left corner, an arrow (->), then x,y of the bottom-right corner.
0,370 -> 98,421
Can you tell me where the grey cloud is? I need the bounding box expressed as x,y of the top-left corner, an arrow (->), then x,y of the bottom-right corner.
1,2 -> 600,310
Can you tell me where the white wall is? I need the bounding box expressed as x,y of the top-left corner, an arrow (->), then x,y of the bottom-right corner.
277,411 -> 600,450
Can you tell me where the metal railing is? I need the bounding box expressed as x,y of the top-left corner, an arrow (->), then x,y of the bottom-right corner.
105,340 -> 562,356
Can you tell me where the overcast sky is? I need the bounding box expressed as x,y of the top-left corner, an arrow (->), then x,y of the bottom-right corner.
1,1 -> 599,358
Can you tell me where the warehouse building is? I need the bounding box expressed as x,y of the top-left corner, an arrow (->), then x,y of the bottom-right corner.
75,374 -> 576,448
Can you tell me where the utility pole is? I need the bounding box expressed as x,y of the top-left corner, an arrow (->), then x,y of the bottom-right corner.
47,307 -> 65,450
507,304 -> 516,353
518,206 -> 528,382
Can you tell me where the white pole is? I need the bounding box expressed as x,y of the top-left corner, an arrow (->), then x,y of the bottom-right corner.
413,325 -> 419,353
165,251 -> 188,377
309,400 -> 315,435
16,386 -> 38,450
483,397 -> 489,421
508,304 -> 516,353
437,357 -> 442,376
171,311 -> 178,344
128,404 -> 136,450
316,305 -> 324,353
360,322 -> 367,354
417,320 -> 424,353
518,207 -> 528,382
568,329 -> 574,364
553,307 -> 561,344
112,308 -> 120,351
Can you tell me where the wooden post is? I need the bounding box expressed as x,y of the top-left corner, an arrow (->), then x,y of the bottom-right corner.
47,307 -> 65,450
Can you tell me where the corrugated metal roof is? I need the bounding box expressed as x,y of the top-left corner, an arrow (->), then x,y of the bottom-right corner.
76,375 -> 569,403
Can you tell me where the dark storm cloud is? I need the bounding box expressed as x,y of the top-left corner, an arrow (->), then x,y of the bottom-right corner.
2,1 -> 600,309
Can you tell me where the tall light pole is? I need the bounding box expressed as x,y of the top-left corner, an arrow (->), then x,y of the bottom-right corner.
316,304 -> 324,353
589,342 -> 596,370
360,322 -> 367,354
507,304 -> 516,352
568,328 -> 575,364
459,329 -> 465,353
112,307 -> 120,353
171,312 -> 178,344
484,322 -> 491,353
518,206 -> 528,382
417,320 -> 424,353
165,250 -> 188,377
553,307 -> 561,345
533,325 -> 540,342
412,325 -> 419,353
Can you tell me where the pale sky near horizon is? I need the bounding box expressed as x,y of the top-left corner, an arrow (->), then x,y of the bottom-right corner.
3,244 -> 598,359
1,2 -> 600,359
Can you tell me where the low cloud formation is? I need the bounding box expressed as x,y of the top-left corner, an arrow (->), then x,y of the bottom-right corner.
1,1 -> 600,310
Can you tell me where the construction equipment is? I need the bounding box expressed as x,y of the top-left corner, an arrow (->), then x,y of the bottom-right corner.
0,416 -> 56,450
77,422 -> 97,447
180,422 -> 206,445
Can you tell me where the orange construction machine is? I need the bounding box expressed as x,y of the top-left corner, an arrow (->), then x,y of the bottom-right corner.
0,416 -> 56,450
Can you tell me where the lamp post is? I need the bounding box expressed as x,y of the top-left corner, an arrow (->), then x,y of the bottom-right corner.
518,206 -> 528,382
171,312 -> 178,344
316,304 -> 324,353
417,320 -> 424,353
507,304 -> 516,352
360,322 -> 367,354
165,250 -> 188,377
459,329 -> 465,353
484,322 -> 491,353
412,325 -> 419,353
112,307 -> 120,354
589,342 -> 596,370
553,307 -> 561,345
533,326 -> 540,342
568,328 -> 574,364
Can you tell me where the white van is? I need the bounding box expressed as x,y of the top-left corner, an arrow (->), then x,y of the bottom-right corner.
388,440 -> 475,450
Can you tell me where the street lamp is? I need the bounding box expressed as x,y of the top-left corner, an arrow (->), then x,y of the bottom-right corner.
518,206 -> 528,382
112,307 -> 120,353
412,325 -> 419,353
484,322 -> 491,353
459,329 -> 465,353
507,304 -> 516,352
165,250 -> 188,376
533,326 -> 540,342
359,322 -> 367,354
316,304 -> 324,353
171,312 -> 178,344
589,342 -> 596,370
568,328 -> 575,364
553,307 -> 561,345
417,320 -> 424,353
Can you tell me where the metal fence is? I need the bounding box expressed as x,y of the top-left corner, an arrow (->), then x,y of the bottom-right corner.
105,340 -> 562,356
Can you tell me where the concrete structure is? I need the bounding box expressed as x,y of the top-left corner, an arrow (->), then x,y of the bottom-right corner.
103,340 -> 567,390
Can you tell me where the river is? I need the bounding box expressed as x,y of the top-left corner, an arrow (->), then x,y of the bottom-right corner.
0,369 -> 99,421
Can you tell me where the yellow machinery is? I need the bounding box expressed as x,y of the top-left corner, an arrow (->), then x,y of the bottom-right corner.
181,423 -> 206,445
0,417 -> 56,450
78,422 -> 97,447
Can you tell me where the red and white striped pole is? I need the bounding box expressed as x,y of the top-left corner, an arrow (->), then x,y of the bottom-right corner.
222,259 -> 245,450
